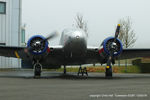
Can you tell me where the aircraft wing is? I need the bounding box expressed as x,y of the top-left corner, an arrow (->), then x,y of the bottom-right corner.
1,45 -> 150,65
85,47 -> 150,64
0,46 -> 26,59
119,48 -> 150,59
48,47 -> 150,64
0,45 -> 64,60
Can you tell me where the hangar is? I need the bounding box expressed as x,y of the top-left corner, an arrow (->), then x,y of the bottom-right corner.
0,0 -> 22,68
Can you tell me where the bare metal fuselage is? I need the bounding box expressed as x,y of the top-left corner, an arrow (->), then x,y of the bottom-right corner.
60,29 -> 87,57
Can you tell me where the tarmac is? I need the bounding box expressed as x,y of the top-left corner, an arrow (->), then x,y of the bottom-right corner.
0,70 -> 150,100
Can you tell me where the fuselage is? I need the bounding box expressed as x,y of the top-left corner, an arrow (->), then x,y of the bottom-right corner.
60,29 -> 87,57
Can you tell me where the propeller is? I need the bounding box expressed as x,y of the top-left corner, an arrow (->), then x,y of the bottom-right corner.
106,24 -> 120,77
42,31 -> 59,42
28,31 -> 59,53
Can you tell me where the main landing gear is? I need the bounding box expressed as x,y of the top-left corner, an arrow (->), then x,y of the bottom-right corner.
34,63 -> 42,78
63,65 -> 66,74
105,66 -> 112,78
105,57 -> 113,78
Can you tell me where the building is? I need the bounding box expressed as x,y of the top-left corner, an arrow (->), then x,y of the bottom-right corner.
0,0 -> 22,68
21,24 -> 26,46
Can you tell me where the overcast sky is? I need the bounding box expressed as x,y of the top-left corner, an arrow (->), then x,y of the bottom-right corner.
22,0 -> 150,48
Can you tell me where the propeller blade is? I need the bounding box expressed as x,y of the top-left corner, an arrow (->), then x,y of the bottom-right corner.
40,31 -> 59,44
114,24 -> 120,42
45,31 -> 59,41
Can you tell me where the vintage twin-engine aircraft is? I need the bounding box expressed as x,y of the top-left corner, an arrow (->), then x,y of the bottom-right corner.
0,24 -> 150,78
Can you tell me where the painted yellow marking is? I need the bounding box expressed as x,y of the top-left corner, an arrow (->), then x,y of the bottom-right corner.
106,66 -> 110,69
15,51 -> 20,58
118,24 -> 120,26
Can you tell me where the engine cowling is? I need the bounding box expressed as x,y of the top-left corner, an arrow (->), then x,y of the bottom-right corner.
102,37 -> 123,56
27,35 -> 48,55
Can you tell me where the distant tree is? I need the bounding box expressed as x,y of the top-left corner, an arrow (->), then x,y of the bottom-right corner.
74,13 -> 88,36
118,17 -> 137,71
118,17 -> 136,48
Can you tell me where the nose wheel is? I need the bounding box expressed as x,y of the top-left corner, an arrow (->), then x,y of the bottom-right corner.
34,63 -> 42,77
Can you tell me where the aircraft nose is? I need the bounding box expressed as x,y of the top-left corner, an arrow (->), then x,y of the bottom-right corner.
76,35 -> 80,39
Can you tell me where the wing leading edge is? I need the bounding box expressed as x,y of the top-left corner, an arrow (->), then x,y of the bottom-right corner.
0,46 -> 26,59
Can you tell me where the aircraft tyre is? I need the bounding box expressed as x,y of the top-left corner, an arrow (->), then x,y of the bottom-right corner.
34,63 -> 42,77
105,67 -> 112,78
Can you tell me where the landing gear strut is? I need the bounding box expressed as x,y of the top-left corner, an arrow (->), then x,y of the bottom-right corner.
105,57 -> 113,78
105,62 -> 112,78
63,65 -> 66,74
34,63 -> 42,77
